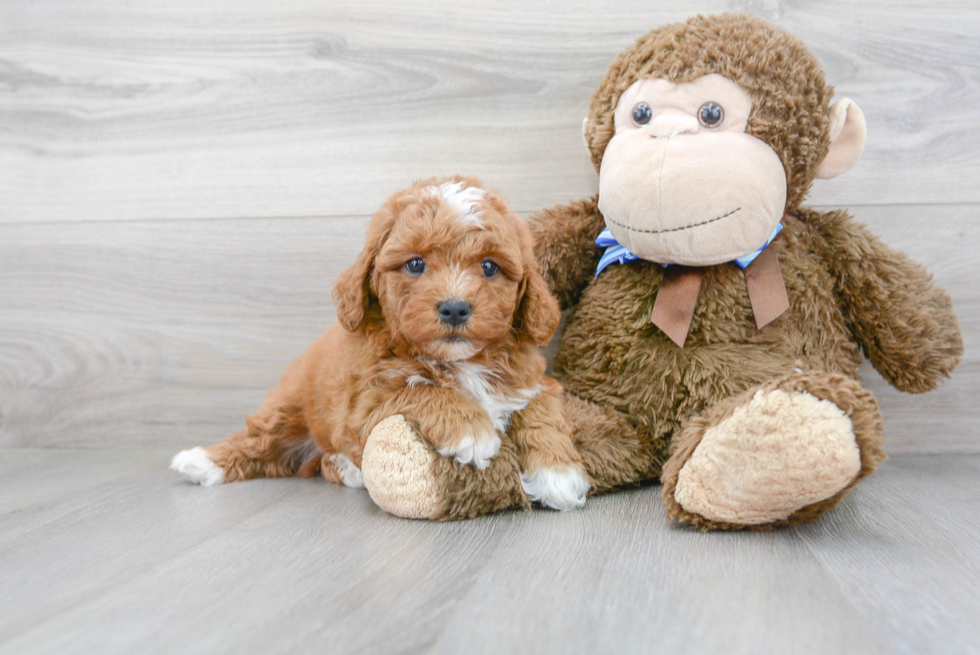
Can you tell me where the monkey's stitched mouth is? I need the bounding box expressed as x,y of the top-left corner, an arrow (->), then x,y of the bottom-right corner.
605,207 -> 741,235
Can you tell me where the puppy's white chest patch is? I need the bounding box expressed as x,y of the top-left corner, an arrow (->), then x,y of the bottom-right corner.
451,362 -> 540,433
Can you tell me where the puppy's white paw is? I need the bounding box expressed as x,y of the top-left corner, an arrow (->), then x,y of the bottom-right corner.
170,447 -> 224,486
521,466 -> 590,511
329,453 -> 365,489
437,431 -> 502,470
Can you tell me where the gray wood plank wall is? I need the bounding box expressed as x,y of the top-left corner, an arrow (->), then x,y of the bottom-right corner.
2,0 -> 978,452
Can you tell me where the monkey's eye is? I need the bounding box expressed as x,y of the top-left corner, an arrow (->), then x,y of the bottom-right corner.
405,258 -> 426,275
481,260 -> 499,278
631,102 -> 653,126
697,102 -> 724,128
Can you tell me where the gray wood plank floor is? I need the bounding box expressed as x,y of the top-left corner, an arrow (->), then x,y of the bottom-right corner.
3,0 -> 979,222
1,450 -> 978,655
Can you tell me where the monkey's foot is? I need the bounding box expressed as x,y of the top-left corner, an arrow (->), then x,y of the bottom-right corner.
661,372 -> 886,530
361,415 -> 528,521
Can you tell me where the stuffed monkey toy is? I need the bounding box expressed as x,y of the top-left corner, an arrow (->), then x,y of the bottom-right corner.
360,13 -> 963,529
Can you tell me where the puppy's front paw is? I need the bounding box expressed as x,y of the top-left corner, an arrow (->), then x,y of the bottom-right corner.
520,466 -> 590,511
436,430 -> 502,470
170,447 -> 224,486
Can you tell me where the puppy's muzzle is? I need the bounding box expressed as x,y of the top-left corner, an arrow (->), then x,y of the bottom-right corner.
438,299 -> 471,327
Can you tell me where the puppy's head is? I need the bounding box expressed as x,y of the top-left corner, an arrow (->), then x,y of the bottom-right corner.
332,175 -> 559,361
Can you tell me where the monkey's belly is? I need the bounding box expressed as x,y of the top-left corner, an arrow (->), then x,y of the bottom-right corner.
552,258 -> 860,439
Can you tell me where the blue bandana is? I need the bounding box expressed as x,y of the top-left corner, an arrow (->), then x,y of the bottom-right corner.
595,222 -> 784,277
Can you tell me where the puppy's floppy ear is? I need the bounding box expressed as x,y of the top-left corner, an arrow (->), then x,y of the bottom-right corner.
513,221 -> 561,348
332,204 -> 396,332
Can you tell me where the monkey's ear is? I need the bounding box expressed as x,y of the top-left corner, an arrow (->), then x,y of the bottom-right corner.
815,99 -> 867,179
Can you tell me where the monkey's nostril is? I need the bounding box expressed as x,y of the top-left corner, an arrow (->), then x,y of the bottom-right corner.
438,299 -> 471,327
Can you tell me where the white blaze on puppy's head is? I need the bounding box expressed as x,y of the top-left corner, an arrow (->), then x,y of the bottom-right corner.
424,180 -> 487,227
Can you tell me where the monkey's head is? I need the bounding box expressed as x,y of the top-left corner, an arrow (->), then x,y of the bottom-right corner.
585,14 -> 866,266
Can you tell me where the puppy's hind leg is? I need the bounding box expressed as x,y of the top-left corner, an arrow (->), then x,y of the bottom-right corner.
171,386 -> 318,485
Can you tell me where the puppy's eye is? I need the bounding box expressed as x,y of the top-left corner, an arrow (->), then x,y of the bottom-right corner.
405,258 -> 426,275
481,260 -> 499,278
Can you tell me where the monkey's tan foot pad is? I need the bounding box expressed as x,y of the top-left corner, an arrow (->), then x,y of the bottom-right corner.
362,415 -> 529,521
662,373 -> 886,530
361,415 -> 449,520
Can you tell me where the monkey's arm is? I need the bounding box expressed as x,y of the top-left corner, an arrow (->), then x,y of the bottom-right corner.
810,209 -> 963,393
526,195 -> 606,310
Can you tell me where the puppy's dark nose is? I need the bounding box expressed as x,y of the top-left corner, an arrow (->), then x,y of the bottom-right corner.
438,299 -> 471,327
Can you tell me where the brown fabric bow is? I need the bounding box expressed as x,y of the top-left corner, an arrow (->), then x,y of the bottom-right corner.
650,245 -> 789,347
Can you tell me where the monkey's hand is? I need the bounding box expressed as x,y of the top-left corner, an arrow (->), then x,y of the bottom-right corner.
527,195 -> 606,310
813,209 -> 963,393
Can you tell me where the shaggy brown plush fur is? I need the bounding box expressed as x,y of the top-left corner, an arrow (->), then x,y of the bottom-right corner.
534,14 -> 962,528
380,14 -> 962,528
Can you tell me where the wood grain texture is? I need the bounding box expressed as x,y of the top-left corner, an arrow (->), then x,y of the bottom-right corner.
0,216 -> 360,448
1,1 -> 977,452
1,0 -> 979,223
0,449 -> 978,654
1,205 -> 975,452
797,455 -> 980,655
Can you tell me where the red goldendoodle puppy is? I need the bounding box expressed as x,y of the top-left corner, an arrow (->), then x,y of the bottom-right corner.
171,175 -> 590,511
